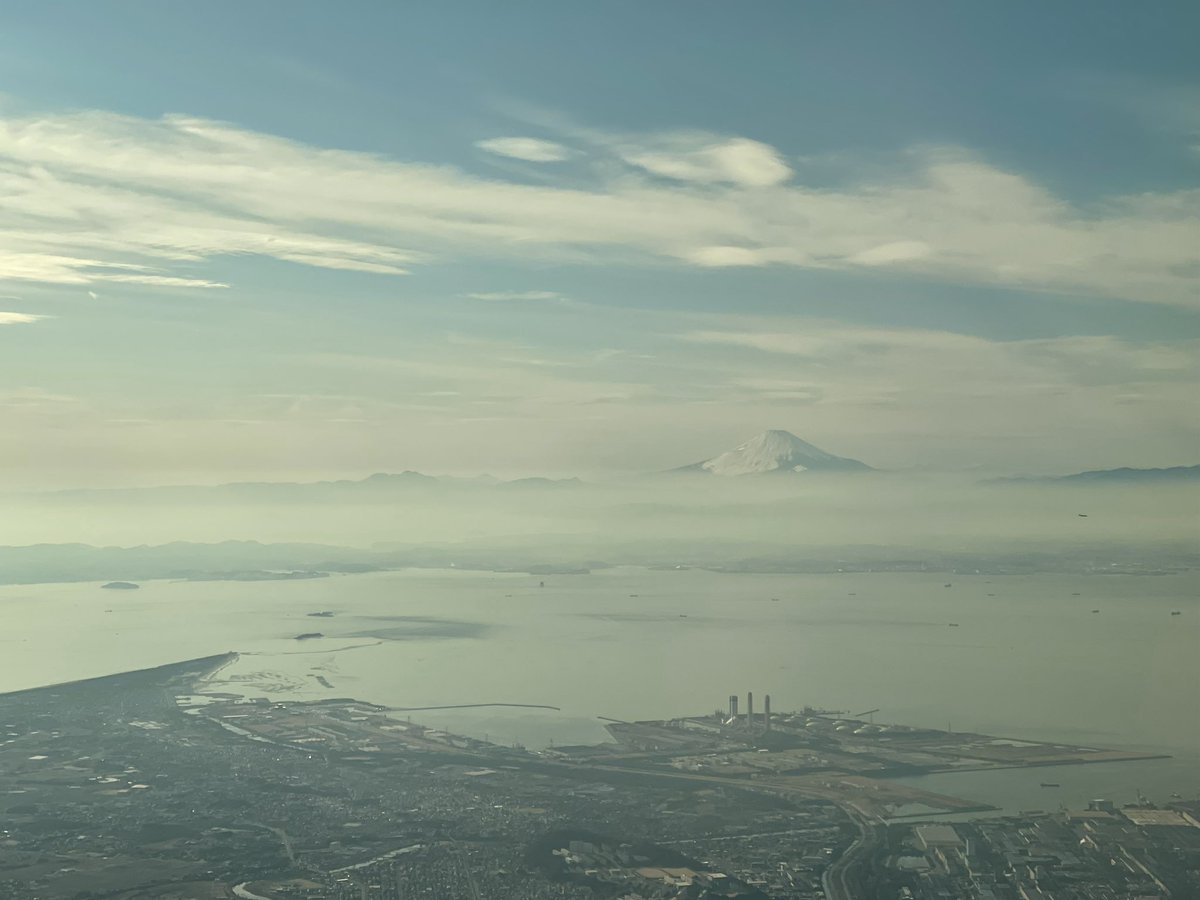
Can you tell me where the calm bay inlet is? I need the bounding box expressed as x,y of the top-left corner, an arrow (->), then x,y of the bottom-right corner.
2,566 -> 1195,815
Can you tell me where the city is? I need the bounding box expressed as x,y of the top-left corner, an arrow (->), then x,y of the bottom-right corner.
1,655 -> 1195,899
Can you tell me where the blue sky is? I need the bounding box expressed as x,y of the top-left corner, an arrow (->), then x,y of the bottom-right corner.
1,2 -> 1197,485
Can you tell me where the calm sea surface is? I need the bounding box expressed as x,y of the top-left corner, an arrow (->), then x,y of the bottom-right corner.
2,567 -> 1196,812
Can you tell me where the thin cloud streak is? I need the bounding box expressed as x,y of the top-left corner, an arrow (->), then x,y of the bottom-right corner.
613,132 -> 794,187
0,310 -> 44,324
476,136 -> 573,162
465,290 -> 567,302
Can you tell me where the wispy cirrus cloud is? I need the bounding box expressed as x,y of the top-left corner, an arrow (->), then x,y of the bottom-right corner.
0,253 -> 226,289
613,133 -> 793,187
0,110 -> 1197,306
679,323 -> 1200,398
465,290 -> 567,302
0,310 -> 45,324
280,316 -> 1199,471
476,136 -> 573,162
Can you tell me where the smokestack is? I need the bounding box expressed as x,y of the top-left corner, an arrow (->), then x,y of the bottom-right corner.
764,695 -> 771,730
729,695 -> 738,720
747,692 -> 754,725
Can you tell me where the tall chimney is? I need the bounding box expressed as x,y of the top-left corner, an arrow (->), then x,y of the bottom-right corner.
764,695 -> 772,730
729,695 -> 738,720
747,692 -> 754,725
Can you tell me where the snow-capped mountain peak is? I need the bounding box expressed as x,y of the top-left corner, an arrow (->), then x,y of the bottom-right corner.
681,429 -> 871,476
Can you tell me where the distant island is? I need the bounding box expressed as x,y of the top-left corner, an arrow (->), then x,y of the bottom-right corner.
100,581 -> 139,590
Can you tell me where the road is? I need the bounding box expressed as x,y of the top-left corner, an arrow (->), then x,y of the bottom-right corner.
822,811 -> 877,900
451,839 -> 483,900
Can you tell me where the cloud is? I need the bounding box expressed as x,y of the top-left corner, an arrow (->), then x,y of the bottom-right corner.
0,252 -> 226,289
0,387 -> 78,411
683,246 -> 773,267
849,240 -> 932,266
615,133 -> 793,187
0,110 -> 1196,306
678,323 -> 1200,399
476,136 -> 572,162
465,290 -> 567,302
680,325 -> 991,358
6,298 -> 1195,479
283,316 -> 1199,473
0,311 -> 44,324
731,378 -> 824,403
668,318 -> 1200,469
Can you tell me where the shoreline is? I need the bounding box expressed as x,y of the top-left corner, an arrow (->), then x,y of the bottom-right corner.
0,652 -> 237,699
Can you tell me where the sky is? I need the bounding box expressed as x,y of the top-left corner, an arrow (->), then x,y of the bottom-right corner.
1,1 -> 1198,487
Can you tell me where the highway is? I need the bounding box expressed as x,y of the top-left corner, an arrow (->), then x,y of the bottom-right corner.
821,812 -> 877,900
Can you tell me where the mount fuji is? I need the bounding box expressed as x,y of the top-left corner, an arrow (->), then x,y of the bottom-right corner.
677,429 -> 872,476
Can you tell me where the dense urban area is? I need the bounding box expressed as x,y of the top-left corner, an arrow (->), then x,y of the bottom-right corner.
0,655 -> 1195,899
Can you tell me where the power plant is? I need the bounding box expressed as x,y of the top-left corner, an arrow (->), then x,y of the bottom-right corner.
725,691 -> 773,731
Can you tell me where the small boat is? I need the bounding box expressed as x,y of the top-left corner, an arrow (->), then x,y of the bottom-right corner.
1092,609 -> 1100,614
1040,782 -> 1060,788
948,623 -> 960,627
1171,610 -> 1182,616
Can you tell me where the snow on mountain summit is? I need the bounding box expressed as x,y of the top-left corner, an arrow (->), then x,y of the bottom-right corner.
681,429 -> 871,476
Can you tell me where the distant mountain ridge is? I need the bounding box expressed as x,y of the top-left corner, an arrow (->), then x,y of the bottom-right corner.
996,465 -> 1200,484
676,429 -> 872,476
26,471 -> 585,501
15,436 -> 1195,497
1057,465 -> 1200,483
